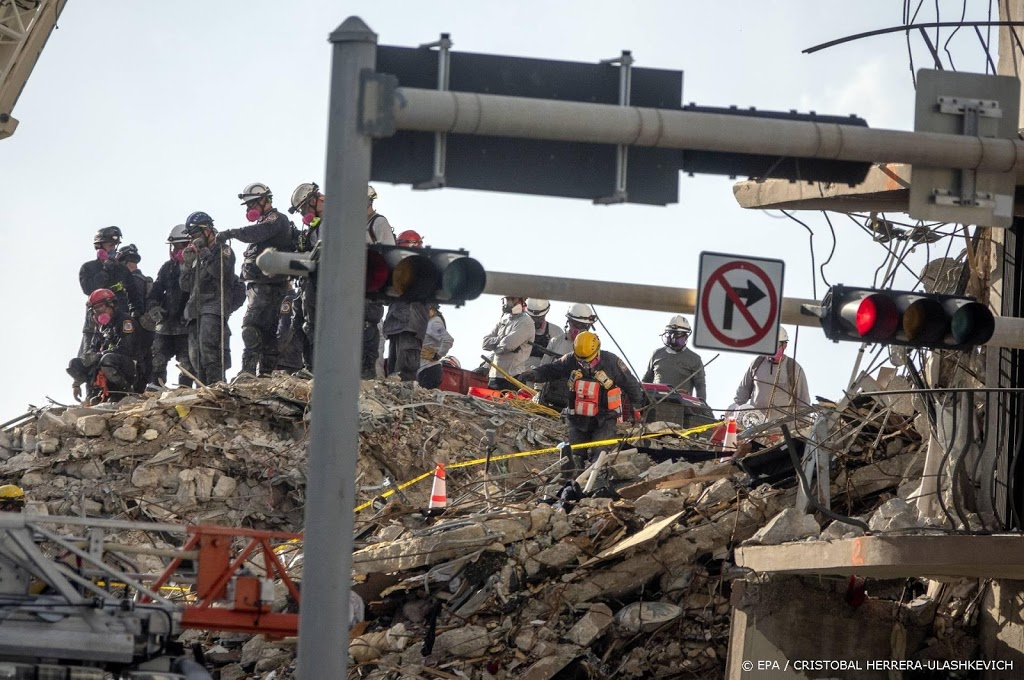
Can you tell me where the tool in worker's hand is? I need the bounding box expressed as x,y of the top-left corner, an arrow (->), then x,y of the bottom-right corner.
479,355 -> 537,395
527,341 -> 563,359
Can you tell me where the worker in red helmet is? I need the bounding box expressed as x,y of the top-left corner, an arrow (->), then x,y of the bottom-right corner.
67,288 -> 142,403
382,229 -> 430,381
78,226 -> 135,359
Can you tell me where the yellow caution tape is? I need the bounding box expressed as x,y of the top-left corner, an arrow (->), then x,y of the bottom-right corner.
352,419 -> 723,513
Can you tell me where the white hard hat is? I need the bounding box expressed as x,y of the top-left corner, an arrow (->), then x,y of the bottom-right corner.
166,224 -> 189,243
665,315 -> 692,333
289,182 -> 319,213
566,303 -> 596,324
778,326 -> 789,343
367,185 -> 378,201
526,298 -> 551,317
238,182 -> 272,204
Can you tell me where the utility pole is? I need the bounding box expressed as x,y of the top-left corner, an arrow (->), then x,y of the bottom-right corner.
295,16 -> 375,680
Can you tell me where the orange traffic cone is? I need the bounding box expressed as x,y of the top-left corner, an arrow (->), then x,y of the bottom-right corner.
720,418 -> 738,454
428,463 -> 447,510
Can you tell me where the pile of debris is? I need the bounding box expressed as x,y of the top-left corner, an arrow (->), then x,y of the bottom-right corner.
0,371 -> 968,679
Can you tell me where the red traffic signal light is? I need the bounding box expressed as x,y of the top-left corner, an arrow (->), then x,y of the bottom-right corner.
366,245 -> 486,306
822,285 -> 994,349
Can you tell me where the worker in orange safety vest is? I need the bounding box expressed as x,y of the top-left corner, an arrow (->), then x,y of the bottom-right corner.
517,331 -> 645,462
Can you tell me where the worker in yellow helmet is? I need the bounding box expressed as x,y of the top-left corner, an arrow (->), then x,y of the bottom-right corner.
0,485 -> 26,512
517,331 -> 645,462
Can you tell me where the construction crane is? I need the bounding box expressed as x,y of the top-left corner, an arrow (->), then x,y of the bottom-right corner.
0,511 -> 303,678
0,0 -> 67,139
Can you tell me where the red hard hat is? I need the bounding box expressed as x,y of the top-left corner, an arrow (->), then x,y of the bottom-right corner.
396,229 -> 423,247
86,289 -> 117,308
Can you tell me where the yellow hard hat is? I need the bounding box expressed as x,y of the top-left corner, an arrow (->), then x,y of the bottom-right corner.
573,331 -> 601,362
0,485 -> 24,500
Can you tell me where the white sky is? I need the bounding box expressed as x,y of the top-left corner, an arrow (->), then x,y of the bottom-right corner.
1,0 -> 998,420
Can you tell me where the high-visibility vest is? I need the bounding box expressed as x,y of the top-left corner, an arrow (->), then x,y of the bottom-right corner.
572,380 -> 623,416
574,380 -> 601,416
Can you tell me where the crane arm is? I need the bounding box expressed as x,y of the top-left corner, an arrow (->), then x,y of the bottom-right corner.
0,0 -> 68,140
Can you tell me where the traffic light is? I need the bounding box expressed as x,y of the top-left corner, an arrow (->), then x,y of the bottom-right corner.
366,245 -> 486,306
820,285 -> 995,349
254,245 -> 486,306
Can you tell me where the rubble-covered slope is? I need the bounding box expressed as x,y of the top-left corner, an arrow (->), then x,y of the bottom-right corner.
2,374 -> 979,680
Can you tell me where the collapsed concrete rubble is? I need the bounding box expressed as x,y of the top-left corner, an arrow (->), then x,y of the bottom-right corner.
0,373 -> 984,679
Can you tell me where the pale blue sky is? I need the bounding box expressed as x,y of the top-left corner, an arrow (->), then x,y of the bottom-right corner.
1,1 -> 996,418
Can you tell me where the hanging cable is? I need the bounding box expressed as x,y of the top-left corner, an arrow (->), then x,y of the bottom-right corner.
780,210 -> 818,299
819,211 -> 837,287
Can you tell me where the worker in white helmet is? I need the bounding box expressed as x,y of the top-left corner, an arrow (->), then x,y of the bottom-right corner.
733,326 -> 810,420
522,298 -> 565,371
482,296 -> 535,390
643,315 -> 707,402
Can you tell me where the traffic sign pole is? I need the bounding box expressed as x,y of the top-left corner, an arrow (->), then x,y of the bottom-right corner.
297,16 -> 375,680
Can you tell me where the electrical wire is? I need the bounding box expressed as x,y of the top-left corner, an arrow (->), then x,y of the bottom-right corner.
818,211 -> 837,287
941,0 -> 969,70
779,210 -> 817,298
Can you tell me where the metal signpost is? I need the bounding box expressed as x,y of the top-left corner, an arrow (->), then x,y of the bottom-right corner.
296,17 -> 375,680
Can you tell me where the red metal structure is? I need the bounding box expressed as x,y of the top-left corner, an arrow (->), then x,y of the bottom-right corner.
145,525 -> 302,637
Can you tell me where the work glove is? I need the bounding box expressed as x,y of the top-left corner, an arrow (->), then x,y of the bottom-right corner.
633,409 -> 643,423
215,229 -> 235,244
182,246 -> 198,266
516,371 -> 536,383
139,308 -> 161,332
420,347 -> 436,360
72,382 -> 82,402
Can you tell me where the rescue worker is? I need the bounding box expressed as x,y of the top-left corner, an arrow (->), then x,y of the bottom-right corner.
522,298 -> 565,371
116,244 -> 155,391
539,303 -> 597,410
517,331 -> 645,461
148,225 -> 195,388
364,185 -> 396,378
215,183 -> 295,376
733,327 -> 810,420
288,181 -> 323,369
418,304 -> 455,389
78,226 -> 133,357
383,230 -> 430,381
643,315 -> 707,402
0,485 -> 25,512
276,287 -> 307,374
181,212 -> 236,385
482,296 -> 535,390
67,288 -> 141,403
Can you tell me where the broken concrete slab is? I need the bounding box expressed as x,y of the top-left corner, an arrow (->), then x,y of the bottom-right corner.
745,508 -> 820,546
565,603 -> 613,646
76,415 -> 109,438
